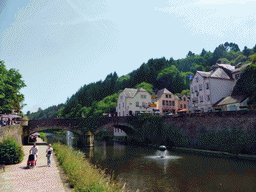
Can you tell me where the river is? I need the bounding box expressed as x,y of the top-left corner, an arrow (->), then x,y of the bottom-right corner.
46,132 -> 256,192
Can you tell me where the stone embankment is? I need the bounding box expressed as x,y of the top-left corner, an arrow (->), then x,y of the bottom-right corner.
0,138 -> 72,192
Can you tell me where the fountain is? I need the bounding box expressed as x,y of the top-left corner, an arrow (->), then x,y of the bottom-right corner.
158,145 -> 167,158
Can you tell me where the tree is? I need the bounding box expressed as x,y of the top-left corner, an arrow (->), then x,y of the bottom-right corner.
0,61 -> 26,113
253,44 -> 256,53
243,46 -> 250,57
187,51 -> 195,57
135,82 -> 153,93
200,49 -> 207,57
26,111 -> 31,116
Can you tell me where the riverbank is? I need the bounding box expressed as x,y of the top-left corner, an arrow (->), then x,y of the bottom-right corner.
0,138 -> 71,192
53,143 -> 124,192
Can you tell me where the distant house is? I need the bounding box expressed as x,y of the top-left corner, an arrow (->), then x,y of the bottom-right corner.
212,95 -> 249,111
177,94 -> 189,113
153,88 -> 180,115
116,88 -> 153,116
190,64 -> 236,112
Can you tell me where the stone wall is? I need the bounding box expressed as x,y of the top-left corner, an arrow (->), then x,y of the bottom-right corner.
164,111 -> 256,138
0,124 -> 23,145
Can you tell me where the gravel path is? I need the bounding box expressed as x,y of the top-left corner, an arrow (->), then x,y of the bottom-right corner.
0,138 -> 69,192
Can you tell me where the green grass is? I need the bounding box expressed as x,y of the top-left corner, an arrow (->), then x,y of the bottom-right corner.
53,143 -> 124,192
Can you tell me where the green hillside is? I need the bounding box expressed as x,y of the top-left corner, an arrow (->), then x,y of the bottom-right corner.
28,42 -> 256,119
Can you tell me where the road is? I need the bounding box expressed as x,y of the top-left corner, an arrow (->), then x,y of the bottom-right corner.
0,138 -> 70,192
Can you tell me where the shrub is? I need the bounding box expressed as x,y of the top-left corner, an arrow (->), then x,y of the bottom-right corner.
0,138 -> 25,164
95,130 -> 113,141
39,132 -> 47,142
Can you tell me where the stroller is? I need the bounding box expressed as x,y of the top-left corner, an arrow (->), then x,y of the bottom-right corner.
27,154 -> 36,168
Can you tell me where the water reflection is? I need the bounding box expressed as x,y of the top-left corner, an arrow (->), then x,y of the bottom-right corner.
46,133 -> 256,192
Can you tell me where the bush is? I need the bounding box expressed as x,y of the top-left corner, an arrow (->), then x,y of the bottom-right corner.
95,130 -> 113,141
39,132 -> 47,143
0,138 -> 25,165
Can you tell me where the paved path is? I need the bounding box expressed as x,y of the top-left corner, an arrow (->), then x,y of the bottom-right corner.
0,138 -> 67,192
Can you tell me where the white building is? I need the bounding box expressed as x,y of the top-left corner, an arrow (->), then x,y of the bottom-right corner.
190,64 -> 236,112
116,88 -> 153,116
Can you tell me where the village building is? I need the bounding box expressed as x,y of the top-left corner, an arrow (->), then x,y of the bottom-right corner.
190,64 -> 236,113
116,88 -> 153,117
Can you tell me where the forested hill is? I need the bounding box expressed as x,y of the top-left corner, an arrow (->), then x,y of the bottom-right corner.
28,42 -> 256,120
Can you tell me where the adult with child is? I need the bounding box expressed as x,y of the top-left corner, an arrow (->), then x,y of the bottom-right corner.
29,143 -> 38,165
46,144 -> 53,167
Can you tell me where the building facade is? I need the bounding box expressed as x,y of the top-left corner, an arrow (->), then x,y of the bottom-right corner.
153,88 -> 180,115
116,88 -> 153,116
190,64 -> 236,112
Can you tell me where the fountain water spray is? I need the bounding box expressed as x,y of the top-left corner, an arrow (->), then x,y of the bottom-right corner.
158,145 -> 167,158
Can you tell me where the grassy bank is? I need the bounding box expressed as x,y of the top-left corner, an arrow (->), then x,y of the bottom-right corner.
53,143 -> 123,192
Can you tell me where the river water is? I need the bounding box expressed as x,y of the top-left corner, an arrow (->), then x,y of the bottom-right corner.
46,132 -> 256,192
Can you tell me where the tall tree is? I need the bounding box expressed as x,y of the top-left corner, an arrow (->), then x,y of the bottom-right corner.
243,46 -> 250,57
0,61 -> 26,113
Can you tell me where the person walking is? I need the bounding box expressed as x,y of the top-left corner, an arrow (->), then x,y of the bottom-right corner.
46,144 -> 53,167
29,143 -> 38,166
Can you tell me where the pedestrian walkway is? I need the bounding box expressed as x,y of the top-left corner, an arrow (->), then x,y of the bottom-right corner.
0,138 -> 67,192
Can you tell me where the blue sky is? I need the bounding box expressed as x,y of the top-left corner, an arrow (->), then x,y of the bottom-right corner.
0,0 -> 256,113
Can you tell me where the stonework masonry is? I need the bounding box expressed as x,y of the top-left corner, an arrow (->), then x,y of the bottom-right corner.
164,112 -> 256,139
0,124 -> 23,145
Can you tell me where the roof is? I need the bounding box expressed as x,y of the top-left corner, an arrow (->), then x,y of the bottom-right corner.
156,88 -> 179,100
197,71 -> 211,77
196,67 -> 232,80
216,64 -> 235,72
213,95 -> 248,107
210,68 -> 231,79
122,88 -> 138,97
232,63 -> 251,73
121,88 -> 149,98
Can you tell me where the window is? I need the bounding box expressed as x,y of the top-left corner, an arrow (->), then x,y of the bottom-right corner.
172,101 -> 175,106
142,102 -> 145,107
166,94 -> 168,98
169,95 -> 172,98
141,95 -> 146,99
206,83 -> 209,89
123,103 -> 124,107
183,97 -> 186,101
184,104 -> 187,108
180,104 -> 182,108
200,96 -> 203,103
194,86 -> 198,92
166,101 -> 169,106
199,84 -> 202,91
136,102 -> 139,107
119,104 -> 120,109
207,95 -> 210,101
162,100 -> 165,105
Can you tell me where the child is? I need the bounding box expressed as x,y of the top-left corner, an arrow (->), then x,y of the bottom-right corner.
46,144 -> 53,167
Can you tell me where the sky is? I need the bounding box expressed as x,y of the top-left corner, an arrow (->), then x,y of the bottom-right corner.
0,0 -> 256,114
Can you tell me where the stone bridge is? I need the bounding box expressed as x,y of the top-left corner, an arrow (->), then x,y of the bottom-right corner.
24,110 -> 256,140
23,119 -> 80,137
24,117 -> 137,137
